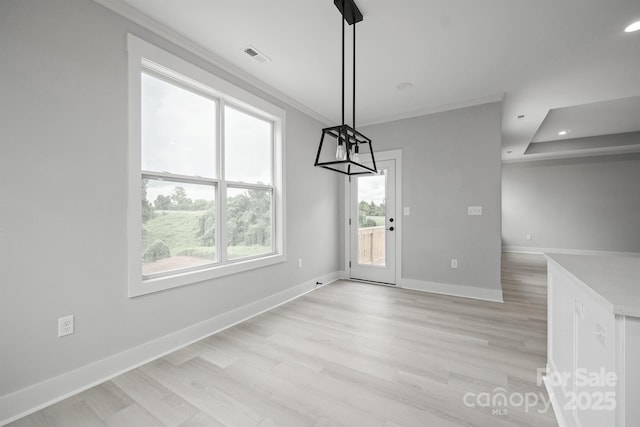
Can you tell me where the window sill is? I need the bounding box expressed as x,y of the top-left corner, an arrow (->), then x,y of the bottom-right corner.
128,253 -> 286,297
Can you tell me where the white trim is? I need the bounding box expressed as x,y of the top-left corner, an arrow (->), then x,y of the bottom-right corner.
129,35 -> 286,120
93,0 -> 331,126
503,246 -> 640,257
399,278 -> 504,303
389,150 -> 403,286
502,143 -> 640,164
345,150 -> 403,285
0,272 -> 339,426
343,176 -> 350,277
127,34 -> 287,297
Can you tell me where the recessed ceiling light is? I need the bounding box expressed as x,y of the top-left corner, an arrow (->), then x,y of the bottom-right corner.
558,130 -> 569,136
625,21 -> 640,33
396,82 -> 413,91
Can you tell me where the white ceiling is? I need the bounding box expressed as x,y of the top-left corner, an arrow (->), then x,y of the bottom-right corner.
532,96 -> 640,142
102,0 -> 640,160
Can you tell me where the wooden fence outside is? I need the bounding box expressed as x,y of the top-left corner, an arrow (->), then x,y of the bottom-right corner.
358,226 -> 385,266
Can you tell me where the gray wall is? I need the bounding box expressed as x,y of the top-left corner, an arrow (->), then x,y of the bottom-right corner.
0,0 -> 338,398
502,154 -> 640,253
342,103 -> 503,292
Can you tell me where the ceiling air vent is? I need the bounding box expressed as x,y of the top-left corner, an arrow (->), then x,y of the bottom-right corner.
243,45 -> 271,64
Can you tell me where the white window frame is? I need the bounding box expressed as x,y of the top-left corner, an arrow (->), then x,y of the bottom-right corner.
127,34 -> 286,297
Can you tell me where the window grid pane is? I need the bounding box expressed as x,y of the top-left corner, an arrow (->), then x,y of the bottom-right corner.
141,72 -> 217,178
224,105 -> 273,185
226,187 -> 273,260
142,178 -> 216,276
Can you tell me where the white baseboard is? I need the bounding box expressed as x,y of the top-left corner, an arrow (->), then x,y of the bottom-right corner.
399,278 -> 504,303
0,272 -> 339,426
503,245 -> 640,257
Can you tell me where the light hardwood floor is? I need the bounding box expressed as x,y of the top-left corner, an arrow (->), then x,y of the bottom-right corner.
10,253 -> 557,426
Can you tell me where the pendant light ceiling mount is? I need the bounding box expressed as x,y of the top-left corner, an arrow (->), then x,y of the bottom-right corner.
333,0 -> 363,25
314,0 -> 377,176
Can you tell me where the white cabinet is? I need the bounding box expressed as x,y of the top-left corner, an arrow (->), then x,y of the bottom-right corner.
545,254 -> 640,427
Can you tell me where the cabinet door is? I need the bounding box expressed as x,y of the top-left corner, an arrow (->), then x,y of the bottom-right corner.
622,316 -> 640,425
574,285 -> 616,427
548,264 -> 575,390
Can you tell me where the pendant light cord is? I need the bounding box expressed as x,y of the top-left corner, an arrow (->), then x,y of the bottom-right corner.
341,2 -> 345,128
353,21 -> 356,132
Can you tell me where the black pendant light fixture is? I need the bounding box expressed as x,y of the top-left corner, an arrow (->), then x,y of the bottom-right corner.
314,0 -> 377,175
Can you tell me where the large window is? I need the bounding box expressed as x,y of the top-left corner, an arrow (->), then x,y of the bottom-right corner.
128,35 -> 285,296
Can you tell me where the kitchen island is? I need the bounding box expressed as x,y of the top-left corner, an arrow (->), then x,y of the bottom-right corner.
545,253 -> 640,427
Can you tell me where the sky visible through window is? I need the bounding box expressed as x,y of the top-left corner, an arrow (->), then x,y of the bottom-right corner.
141,72 -> 273,199
141,72 -> 216,179
358,171 -> 386,205
224,106 -> 273,185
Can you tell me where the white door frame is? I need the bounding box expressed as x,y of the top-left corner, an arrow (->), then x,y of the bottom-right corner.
344,149 -> 402,285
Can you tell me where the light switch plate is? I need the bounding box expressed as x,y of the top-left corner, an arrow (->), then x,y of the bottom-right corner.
467,206 -> 483,216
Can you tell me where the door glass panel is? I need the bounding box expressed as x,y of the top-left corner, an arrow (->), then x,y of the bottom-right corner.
357,171 -> 386,266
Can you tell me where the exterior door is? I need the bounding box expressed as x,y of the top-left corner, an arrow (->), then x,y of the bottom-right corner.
349,159 -> 396,284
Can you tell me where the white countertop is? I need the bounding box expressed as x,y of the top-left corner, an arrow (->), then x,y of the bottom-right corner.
545,253 -> 640,317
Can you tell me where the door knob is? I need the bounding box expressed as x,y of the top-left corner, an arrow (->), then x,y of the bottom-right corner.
386,226 -> 395,231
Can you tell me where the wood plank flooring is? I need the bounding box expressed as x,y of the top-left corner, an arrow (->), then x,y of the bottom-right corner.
10,253 -> 557,426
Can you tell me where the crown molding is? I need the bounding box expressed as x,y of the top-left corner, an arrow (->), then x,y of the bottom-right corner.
92,0 -> 332,125
502,143 -> 640,164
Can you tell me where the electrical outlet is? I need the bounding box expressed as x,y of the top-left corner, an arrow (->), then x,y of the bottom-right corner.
298,258 -> 303,269
451,259 -> 458,269
526,234 -> 532,241
58,315 -> 74,337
